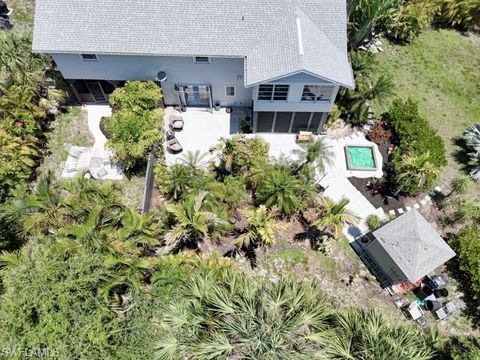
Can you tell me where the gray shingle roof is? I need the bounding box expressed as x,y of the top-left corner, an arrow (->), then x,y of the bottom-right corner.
372,209 -> 456,283
32,0 -> 354,88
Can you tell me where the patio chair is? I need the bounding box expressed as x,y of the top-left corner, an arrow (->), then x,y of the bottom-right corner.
166,137 -> 183,154
169,113 -> 184,131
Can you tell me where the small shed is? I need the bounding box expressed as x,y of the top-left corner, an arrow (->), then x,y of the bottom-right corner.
365,209 -> 456,286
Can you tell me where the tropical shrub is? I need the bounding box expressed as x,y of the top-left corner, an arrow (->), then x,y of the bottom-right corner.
341,72 -> 394,124
387,0 -> 436,43
0,32 -> 53,200
348,0 -> 403,49
0,243 -> 125,359
366,214 -> 382,230
210,135 -> 269,176
255,165 -> 316,216
108,80 -> 162,113
385,99 -> 447,195
105,108 -> 163,170
164,192 -> 230,251
324,308 -> 434,359
155,273 -> 333,359
454,226 -> 480,301
435,0 -> 480,31
367,121 -> 392,144
234,205 -> 283,250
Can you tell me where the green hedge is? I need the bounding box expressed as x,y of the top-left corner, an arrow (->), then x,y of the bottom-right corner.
384,98 -> 447,195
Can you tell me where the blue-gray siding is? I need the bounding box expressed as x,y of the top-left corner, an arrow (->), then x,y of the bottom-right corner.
53,54 -> 252,106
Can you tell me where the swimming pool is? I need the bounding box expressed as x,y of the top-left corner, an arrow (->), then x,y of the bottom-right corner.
344,145 -> 377,171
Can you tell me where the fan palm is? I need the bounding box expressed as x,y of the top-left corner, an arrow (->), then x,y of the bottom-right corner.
234,205 -> 284,250
180,150 -> 208,171
294,138 -> 334,176
0,173 -> 65,239
323,308 -> 434,360
395,151 -> 440,196
165,191 -> 228,251
313,197 -> 360,239
155,274 -> 333,360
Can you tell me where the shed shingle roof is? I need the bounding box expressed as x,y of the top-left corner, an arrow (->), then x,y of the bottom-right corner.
32,0 -> 354,88
372,209 -> 456,283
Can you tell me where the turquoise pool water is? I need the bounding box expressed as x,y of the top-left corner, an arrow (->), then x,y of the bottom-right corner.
345,146 -> 376,170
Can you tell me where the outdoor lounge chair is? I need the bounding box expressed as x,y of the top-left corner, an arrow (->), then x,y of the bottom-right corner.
166,138 -> 183,154
65,144 -> 84,158
169,113 -> 184,131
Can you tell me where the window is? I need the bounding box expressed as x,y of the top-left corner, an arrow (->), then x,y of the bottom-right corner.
193,56 -> 210,64
257,84 -> 289,101
225,86 -> 236,97
80,54 -> 99,61
301,85 -> 334,102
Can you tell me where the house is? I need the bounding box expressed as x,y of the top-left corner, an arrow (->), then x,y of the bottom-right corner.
32,0 -> 354,134
363,209 -> 456,287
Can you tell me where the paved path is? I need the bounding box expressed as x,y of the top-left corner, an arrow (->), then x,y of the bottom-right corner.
85,105 -> 112,149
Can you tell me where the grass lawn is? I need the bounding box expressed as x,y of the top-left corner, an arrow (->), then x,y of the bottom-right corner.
375,29 -> 480,198
7,0 -> 34,28
37,107 -> 94,178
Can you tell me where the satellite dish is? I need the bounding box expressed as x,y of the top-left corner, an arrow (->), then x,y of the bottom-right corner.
156,71 -> 167,82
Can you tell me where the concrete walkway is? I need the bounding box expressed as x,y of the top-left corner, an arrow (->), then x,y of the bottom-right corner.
86,105 -> 112,150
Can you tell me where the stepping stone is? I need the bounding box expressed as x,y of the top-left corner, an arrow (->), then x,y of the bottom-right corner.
388,210 -> 396,217
406,206 -> 412,211
414,203 -> 420,209
434,186 -> 442,192
420,199 -> 427,206
398,208 -> 404,214
425,195 -> 431,201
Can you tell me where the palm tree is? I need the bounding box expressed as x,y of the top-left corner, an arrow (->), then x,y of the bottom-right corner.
165,191 -> 228,251
323,308 -> 434,359
155,274 -> 332,359
255,166 -> 312,216
234,205 -> 284,251
163,164 -> 195,201
394,151 -> 440,196
313,197 -> 360,239
294,138 -> 334,176
180,150 -> 208,171
348,0 -> 401,50
210,137 -> 238,174
345,73 -> 394,124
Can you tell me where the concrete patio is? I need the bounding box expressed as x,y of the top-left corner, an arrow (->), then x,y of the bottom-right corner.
164,107 -> 245,165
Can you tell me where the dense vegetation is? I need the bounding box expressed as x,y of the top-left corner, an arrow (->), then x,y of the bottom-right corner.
455,226 -> 480,302
348,0 -> 480,47
385,98 -> 447,195
103,81 -> 164,170
0,32 -> 61,200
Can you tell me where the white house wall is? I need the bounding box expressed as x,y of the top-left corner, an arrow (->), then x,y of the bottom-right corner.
52,54 -> 252,106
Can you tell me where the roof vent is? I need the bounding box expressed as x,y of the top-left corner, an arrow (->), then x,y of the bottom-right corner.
296,16 -> 304,56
